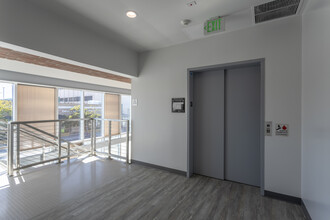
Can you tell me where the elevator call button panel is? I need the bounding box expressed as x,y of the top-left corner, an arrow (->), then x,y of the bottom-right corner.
265,121 -> 272,136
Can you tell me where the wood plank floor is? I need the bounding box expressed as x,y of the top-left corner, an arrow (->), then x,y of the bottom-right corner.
33,163 -> 306,220
0,156 -> 134,219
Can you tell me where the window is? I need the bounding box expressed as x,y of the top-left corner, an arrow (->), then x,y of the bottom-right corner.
0,83 -> 13,165
84,91 -> 103,138
0,83 -> 14,122
1,83 -> 127,141
58,89 -> 82,141
121,95 -> 131,133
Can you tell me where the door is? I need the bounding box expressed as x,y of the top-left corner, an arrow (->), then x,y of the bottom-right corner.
193,69 -> 225,179
225,66 -> 261,186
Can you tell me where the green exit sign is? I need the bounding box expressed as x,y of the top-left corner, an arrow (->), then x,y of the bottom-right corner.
204,16 -> 225,35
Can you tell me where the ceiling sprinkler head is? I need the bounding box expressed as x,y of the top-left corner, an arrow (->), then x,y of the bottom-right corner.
181,19 -> 192,26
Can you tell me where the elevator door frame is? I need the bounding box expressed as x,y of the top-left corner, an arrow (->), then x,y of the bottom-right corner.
187,58 -> 265,195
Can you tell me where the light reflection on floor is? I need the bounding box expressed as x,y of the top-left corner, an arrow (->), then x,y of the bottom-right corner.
0,173 -> 9,190
0,157 -> 132,219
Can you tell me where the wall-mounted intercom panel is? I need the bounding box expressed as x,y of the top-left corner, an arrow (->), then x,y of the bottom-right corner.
172,98 -> 185,113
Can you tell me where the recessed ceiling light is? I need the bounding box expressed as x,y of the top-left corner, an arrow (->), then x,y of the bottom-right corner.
126,11 -> 137,18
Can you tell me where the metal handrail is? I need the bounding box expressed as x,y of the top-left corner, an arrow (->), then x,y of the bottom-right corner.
13,119 -> 89,160
94,118 -> 130,163
9,118 -> 92,125
19,128 -> 56,146
95,118 -> 128,122
22,123 -> 73,147
23,123 -> 58,140
9,118 -> 91,161
7,118 -> 131,176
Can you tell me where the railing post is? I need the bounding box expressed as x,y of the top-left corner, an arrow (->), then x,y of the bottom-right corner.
126,120 -> 131,164
42,144 -> 45,161
67,142 -> 71,159
90,119 -> 93,156
16,124 -> 20,169
108,121 -> 112,159
90,119 -> 96,156
58,121 -> 62,163
93,119 -> 96,156
7,123 -> 14,176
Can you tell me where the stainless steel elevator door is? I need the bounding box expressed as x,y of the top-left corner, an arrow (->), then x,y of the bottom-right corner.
225,66 -> 261,186
193,69 -> 225,179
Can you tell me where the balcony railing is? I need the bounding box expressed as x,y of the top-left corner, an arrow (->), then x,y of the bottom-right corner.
6,118 -> 130,176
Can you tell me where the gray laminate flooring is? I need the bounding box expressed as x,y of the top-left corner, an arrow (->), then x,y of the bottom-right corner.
32,162 -> 306,220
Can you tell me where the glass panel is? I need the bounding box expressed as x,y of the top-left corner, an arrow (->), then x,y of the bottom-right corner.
121,95 -> 131,133
0,83 -> 13,169
84,91 -> 102,138
58,89 -> 82,141
0,83 -> 13,122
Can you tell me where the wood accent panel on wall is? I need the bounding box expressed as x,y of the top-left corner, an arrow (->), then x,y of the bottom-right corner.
104,94 -> 120,136
0,47 -> 131,83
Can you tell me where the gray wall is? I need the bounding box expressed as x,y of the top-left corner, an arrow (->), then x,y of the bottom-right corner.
0,0 -> 138,77
132,16 -> 302,197
302,2 -> 330,219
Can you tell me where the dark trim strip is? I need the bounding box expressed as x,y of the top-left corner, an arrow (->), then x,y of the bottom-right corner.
301,200 -> 312,220
264,190 -> 301,204
131,160 -> 187,176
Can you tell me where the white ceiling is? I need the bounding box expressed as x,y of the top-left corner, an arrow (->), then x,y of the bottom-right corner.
30,0 -> 275,52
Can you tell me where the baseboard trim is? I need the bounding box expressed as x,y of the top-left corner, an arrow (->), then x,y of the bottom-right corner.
131,160 -> 186,176
264,190 -> 301,205
301,200 -> 312,220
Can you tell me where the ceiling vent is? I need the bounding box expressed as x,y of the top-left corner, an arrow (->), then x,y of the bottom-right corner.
254,0 -> 301,24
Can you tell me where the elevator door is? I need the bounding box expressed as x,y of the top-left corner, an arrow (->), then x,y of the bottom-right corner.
193,70 -> 225,179
225,66 -> 261,186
